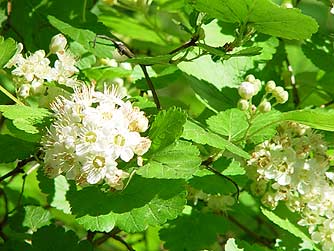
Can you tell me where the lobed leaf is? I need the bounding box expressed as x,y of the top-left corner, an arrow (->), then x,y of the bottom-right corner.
282,108 -> 334,132
22,206 -> 52,232
0,37 -> 17,68
0,135 -> 36,163
206,108 -> 248,141
148,107 -> 187,153
68,175 -> 187,233
182,120 -> 250,159
137,140 -> 201,179
0,105 -> 51,134
189,0 -> 318,40
160,211 -> 229,251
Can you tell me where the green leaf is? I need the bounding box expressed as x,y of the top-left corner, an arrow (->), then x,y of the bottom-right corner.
48,15 -> 114,59
182,120 -> 250,159
0,37 -> 17,68
222,160 -> 246,176
159,211 -> 229,251
126,54 -> 175,65
99,15 -> 166,45
231,47 -> 262,57
247,110 -> 282,144
0,135 -> 36,163
22,206 -> 52,232
186,74 -> 236,112
148,107 -> 187,153
76,214 -> 116,232
0,105 -> 51,134
282,108 -> 334,131
31,225 -> 93,251
178,37 -> 278,89
82,66 -> 131,82
261,208 -> 320,251
189,174 -> 237,195
189,0 -> 318,40
137,140 -> 201,179
206,108 -> 248,141
68,176 -> 186,233
225,238 -> 244,251
302,33 -> 334,72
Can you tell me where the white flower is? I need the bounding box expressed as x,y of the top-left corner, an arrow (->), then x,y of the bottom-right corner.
42,84 -> 151,189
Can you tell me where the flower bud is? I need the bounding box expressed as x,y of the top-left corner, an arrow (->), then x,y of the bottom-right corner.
238,81 -> 256,100
252,79 -> 261,95
237,99 -> 249,111
276,90 -> 289,104
49,34 -> 67,54
272,86 -> 285,98
265,80 -> 276,93
258,100 -> 271,113
245,74 -> 256,83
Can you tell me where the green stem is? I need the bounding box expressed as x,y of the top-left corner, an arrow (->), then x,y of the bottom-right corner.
0,84 -> 24,105
82,0 -> 87,23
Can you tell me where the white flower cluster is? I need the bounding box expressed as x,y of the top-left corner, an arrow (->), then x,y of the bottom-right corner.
42,84 -> 151,190
238,75 -> 289,113
248,122 -> 334,251
5,34 -> 79,98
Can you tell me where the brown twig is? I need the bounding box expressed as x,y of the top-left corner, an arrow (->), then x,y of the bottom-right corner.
168,34 -> 199,55
201,157 -> 240,201
0,188 -> 9,241
227,215 -> 274,248
0,157 -> 34,183
94,35 -> 161,109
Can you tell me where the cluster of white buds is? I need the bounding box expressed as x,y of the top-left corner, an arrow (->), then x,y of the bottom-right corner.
187,186 -> 235,213
42,84 -> 151,190
5,34 -> 79,98
237,76 -> 289,113
247,122 -> 334,251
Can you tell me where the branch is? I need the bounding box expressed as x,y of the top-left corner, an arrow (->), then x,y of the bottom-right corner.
94,35 -> 161,109
168,34 -> 199,55
113,235 -> 135,251
227,215 -> 274,248
0,188 -> 9,241
0,157 -> 34,183
205,165 -> 240,201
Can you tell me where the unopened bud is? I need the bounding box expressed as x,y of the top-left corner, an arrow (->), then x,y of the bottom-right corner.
49,34 -> 67,54
252,79 -> 261,95
272,86 -> 285,98
238,99 -> 249,111
238,81 -> 255,100
245,74 -> 256,83
258,100 -> 271,113
276,90 -> 289,104
265,80 -> 276,93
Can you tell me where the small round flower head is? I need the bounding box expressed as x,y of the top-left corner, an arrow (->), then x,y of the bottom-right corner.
237,99 -> 249,111
276,90 -> 289,104
245,74 -> 256,83
42,84 -> 151,190
265,80 -> 276,93
238,81 -> 256,100
258,100 -> 271,113
49,34 -> 67,54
